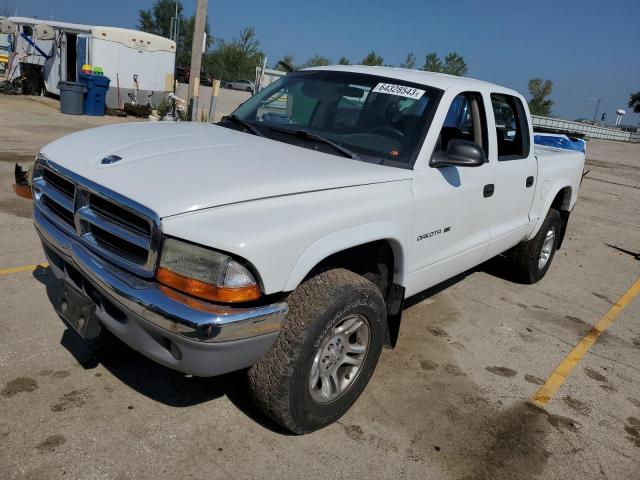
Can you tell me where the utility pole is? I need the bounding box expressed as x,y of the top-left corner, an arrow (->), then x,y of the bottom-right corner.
592,98 -> 602,123
188,0 -> 208,121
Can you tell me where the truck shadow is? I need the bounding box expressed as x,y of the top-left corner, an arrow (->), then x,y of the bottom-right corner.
32,265 -> 290,434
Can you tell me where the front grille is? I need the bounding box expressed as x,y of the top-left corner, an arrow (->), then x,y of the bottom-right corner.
43,168 -> 75,199
87,223 -> 150,265
33,160 -> 160,277
42,195 -> 75,227
88,193 -> 151,236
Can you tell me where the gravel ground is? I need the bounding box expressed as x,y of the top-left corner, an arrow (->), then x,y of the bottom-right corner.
0,95 -> 639,480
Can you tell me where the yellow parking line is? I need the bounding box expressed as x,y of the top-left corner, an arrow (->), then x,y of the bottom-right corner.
0,263 -> 49,276
533,278 -> 640,406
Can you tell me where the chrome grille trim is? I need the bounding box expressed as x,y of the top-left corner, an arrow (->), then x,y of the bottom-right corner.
33,155 -> 161,278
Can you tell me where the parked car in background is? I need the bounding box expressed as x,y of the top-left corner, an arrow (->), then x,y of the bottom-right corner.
222,79 -> 255,92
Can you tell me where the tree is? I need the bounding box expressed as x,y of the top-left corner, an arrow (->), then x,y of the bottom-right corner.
423,52 -> 443,73
302,54 -> 331,68
400,52 -> 416,69
275,54 -> 296,71
361,51 -> 384,66
423,52 -> 467,76
204,26 -> 264,81
338,56 -> 351,65
528,78 -> 554,116
138,0 -> 211,67
443,53 -> 467,76
629,92 -> 640,114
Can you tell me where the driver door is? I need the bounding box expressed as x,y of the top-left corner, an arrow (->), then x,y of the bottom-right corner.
407,92 -> 495,295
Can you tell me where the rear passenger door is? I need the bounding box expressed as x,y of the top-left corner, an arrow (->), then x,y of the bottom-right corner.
485,93 -> 537,257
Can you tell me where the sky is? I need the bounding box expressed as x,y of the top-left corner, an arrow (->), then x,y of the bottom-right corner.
6,0 -> 640,125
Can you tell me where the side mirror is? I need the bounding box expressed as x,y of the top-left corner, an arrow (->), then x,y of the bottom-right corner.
431,139 -> 486,168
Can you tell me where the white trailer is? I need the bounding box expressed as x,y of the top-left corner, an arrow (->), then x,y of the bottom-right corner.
4,17 -> 175,108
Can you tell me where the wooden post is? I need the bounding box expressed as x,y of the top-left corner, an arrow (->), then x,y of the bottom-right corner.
187,0 -> 208,121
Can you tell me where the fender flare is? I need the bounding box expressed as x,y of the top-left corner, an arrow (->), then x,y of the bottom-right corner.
526,180 -> 573,241
283,222 -> 406,292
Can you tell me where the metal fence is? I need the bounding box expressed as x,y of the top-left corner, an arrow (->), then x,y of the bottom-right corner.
532,115 -> 640,143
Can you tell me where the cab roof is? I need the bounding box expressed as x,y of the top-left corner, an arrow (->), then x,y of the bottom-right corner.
307,65 -> 520,96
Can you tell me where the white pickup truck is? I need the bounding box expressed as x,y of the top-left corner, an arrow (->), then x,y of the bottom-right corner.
30,66 -> 584,433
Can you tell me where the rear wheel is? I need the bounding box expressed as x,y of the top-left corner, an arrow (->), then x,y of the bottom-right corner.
248,268 -> 386,434
508,208 -> 562,284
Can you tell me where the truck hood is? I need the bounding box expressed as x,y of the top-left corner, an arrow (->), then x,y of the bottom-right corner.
41,122 -> 411,218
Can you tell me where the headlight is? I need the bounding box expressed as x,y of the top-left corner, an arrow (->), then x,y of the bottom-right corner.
157,238 -> 261,303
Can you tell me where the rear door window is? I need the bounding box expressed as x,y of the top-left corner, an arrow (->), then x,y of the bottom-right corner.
491,94 -> 530,160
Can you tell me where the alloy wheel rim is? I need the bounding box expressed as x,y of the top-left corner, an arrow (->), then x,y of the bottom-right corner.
538,227 -> 556,270
309,314 -> 370,404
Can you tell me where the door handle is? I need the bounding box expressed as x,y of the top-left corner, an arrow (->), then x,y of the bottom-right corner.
483,184 -> 494,198
526,176 -> 534,187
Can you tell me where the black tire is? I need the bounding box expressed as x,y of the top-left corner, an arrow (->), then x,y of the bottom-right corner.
508,208 -> 562,284
248,268 -> 386,434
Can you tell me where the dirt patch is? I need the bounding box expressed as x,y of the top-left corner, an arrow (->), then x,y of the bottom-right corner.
39,370 -> 70,379
443,364 -> 466,377
624,418 -> 640,448
486,366 -> 518,378
51,388 -> 91,412
458,403 -> 552,479
524,374 -> 545,385
342,424 -> 365,442
1,377 -> 38,398
583,367 -> 607,383
562,396 -> 591,416
591,292 -> 614,304
547,414 -> 580,432
426,327 -> 450,338
420,359 -> 438,371
36,434 -> 66,452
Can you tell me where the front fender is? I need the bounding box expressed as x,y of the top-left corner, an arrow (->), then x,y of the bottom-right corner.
161,181 -> 413,295
283,222 -> 406,291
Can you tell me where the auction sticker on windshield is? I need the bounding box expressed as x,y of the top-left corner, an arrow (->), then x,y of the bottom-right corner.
372,83 -> 425,99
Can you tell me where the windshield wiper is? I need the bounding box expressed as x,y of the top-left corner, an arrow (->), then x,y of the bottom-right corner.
222,115 -> 265,137
269,126 -> 361,160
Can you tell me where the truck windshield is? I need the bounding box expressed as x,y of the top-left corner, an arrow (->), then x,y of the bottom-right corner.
227,70 -> 442,166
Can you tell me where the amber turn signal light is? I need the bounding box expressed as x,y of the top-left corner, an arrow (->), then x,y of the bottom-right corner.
13,184 -> 33,200
157,266 -> 261,303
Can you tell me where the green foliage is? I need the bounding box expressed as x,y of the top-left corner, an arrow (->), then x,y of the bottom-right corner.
138,0 -> 211,67
442,53 -> 467,76
423,52 -> 443,73
361,51 -> 384,66
275,54 -> 296,71
629,91 -> 640,114
302,54 -> 331,68
422,52 -> 467,76
528,78 -> 554,116
338,57 -> 351,65
204,26 -> 264,81
400,52 -> 416,69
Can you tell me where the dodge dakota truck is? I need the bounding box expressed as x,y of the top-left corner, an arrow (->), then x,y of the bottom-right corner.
29,66 -> 585,433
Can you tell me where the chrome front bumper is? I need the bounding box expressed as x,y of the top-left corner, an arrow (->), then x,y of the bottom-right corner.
35,207 -> 288,376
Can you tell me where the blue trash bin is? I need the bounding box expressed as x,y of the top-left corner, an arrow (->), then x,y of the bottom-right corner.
79,73 -> 111,116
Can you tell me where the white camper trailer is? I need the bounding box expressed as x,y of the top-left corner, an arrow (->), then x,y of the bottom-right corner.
3,17 -> 176,108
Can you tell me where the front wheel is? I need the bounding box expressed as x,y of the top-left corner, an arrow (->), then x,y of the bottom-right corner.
508,208 -> 562,284
248,268 -> 386,434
